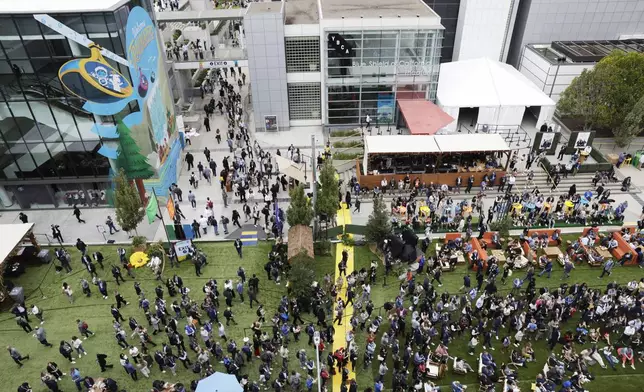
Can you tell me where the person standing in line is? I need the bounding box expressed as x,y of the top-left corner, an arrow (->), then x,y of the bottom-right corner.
234,238 -> 243,258
18,212 -> 28,223
92,251 -> 105,269
72,205 -> 86,223
204,116 -> 211,133
105,216 -> 119,234
222,190 -> 228,208
16,315 -> 32,333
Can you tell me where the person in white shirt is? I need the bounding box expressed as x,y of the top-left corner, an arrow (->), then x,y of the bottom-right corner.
199,215 -> 208,235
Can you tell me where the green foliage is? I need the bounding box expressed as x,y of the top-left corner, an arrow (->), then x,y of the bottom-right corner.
490,215 -> 513,239
113,169 -> 146,233
333,152 -> 364,160
172,29 -> 182,41
147,241 -> 165,258
365,195 -> 392,245
616,94 -> 644,147
286,184 -> 314,227
114,121 -> 156,179
330,129 -> 361,137
315,160 -> 339,221
288,253 -> 316,307
332,140 -> 364,148
341,233 -> 355,246
131,235 -> 148,250
557,51 -> 644,143
314,238 -> 331,256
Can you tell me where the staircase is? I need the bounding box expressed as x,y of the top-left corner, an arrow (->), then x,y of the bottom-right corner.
354,169 -> 635,202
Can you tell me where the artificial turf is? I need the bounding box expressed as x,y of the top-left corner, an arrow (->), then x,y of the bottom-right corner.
0,236 -> 642,392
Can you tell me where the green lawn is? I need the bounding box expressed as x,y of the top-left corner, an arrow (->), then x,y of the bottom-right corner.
0,242 -> 332,392
1,236 -> 643,392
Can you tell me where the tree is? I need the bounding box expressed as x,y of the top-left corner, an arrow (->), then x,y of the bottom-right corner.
288,253 -> 316,310
286,184 -> 314,227
557,51 -> 644,144
365,194 -> 392,246
114,120 -> 156,179
315,160 -> 339,222
114,168 -> 145,234
616,94 -> 644,147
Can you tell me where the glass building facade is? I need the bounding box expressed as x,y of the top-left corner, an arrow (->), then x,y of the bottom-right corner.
0,2 -> 151,210
325,29 -> 443,126
423,0 -> 461,63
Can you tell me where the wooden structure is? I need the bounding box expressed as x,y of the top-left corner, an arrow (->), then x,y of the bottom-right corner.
287,224 -> 314,261
357,134 -> 511,189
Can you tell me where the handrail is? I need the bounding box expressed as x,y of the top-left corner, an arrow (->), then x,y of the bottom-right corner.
539,159 -> 557,192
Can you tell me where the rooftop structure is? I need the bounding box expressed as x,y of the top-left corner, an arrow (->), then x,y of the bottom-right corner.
247,1 -> 283,15
0,0 -> 128,13
550,39 -> 644,63
285,0 -> 320,25
319,0 -> 438,19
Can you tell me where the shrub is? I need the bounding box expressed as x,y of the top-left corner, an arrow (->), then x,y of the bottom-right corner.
330,129 -> 361,137
172,29 -> 182,41
333,152 -> 363,160
333,140 -> 364,148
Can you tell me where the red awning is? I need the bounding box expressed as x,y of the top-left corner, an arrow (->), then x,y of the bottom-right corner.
398,100 -> 454,135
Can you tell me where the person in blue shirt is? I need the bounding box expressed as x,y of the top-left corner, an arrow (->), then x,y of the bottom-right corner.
539,259 -> 553,278
375,380 -> 384,392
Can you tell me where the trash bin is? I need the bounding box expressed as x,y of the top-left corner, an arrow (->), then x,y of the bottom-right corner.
38,249 -> 51,264
9,286 -> 24,304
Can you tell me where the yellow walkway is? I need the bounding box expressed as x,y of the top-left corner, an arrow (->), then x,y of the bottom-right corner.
332,203 -> 356,391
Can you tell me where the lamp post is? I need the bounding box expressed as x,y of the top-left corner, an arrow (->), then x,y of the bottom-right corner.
313,331 -> 322,392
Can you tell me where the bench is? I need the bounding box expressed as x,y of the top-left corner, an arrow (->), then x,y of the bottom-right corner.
610,232 -> 637,265
527,229 -> 561,246
469,238 -> 489,271
477,231 -> 501,249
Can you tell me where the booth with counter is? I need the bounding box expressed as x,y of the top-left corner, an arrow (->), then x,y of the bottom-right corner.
357,133 -> 512,189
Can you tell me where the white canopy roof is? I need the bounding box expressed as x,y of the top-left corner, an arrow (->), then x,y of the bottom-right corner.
365,133 -> 509,154
0,223 -> 34,266
437,57 -> 556,108
364,135 -> 440,154
434,133 -> 509,152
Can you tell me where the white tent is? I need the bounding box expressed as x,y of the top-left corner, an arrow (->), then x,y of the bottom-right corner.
437,58 -> 556,133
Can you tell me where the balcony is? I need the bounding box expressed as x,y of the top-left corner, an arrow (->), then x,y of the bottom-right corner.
168,46 -> 248,69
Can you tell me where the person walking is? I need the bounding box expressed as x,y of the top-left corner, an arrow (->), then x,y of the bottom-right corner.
234,238 -> 243,258
7,346 -> 30,367
72,205 -> 86,223
35,326 -> 54,347
599,258 -> 615,278
105,216 -> 119,234
77,319 -> 95,339
75,238 -> 87,256
31,304 -> 44,324
58,340 -> 76,363
188,190 -> 197,209
62,282 -> 74,304
112,265 -> 125,285
96,353 -> 113,372
185,152 -> 194,170
51,224 -> 64,243
71,336 -> 87,357
18,212 -> 28,223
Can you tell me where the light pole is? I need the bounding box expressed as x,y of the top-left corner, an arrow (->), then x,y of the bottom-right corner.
549,56 -> 566,98
313,331 -> 322,392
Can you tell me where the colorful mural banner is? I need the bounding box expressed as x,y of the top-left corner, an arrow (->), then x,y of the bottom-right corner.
145,192 -> 158,224
50,6 -> 179,197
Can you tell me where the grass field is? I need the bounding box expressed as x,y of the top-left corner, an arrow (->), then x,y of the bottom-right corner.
0,236 -> 643,391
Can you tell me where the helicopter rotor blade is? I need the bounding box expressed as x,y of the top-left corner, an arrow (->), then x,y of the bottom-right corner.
34,14 -> 130,67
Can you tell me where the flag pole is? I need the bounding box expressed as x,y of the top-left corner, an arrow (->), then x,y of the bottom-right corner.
152,188 -> 173,250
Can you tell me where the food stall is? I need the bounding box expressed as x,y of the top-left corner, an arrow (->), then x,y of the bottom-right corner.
0,223 -> 41,302
358,133 -> 512,189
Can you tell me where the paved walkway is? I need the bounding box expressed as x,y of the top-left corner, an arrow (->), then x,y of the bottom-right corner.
332,203 -> 355,391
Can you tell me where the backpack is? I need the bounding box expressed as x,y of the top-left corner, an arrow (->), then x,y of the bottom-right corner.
82,321 -> 88,330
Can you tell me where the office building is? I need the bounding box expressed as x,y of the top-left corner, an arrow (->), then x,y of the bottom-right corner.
0,0 -> 178,210
508,0 -> 644,67
245,0 -> 444,130
519,39 -> 644,102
